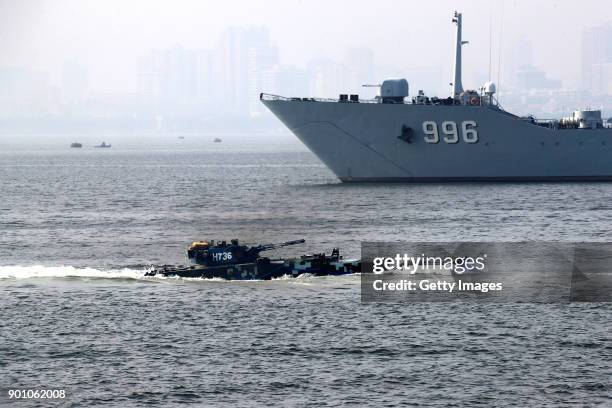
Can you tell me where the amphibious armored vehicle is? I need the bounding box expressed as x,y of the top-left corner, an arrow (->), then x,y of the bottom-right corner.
145,239 -> 360,280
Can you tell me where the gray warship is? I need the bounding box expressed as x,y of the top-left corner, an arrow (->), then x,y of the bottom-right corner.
261,12 -> 612,182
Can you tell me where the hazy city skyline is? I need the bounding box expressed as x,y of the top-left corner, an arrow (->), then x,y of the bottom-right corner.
2,0 -> 611,88
1,0 -> 612,131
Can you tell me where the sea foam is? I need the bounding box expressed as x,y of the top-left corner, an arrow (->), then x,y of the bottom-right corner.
0,265 -> 150,280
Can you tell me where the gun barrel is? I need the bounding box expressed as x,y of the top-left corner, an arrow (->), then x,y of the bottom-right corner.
252,239 -> 306,253
280,239 -> 306,247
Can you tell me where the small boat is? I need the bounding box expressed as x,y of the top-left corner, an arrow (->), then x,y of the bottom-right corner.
70,142 -> 82,148
94,142 -> 111,148
178,136 -> 185,140
213,137 -> 222,143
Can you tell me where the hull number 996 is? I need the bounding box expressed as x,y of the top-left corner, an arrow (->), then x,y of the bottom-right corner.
422,120 -> 478,143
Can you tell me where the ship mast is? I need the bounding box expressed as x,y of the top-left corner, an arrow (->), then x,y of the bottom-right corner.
452,11 -> 467,99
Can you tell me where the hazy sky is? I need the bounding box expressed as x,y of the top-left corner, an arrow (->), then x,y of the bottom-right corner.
1,0 -> 611,93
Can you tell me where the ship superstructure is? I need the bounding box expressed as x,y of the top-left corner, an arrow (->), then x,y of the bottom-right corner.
261,12 -> 612,182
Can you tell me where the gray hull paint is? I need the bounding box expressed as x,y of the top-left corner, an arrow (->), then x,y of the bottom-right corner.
262,100 -> 612,182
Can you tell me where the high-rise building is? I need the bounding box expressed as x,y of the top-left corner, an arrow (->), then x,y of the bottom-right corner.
138,46 -> 215,119
515,65 -> 561,90
197,49 -> 214,102
307,58 -> 342,98
215,27 -> 278,116
591,62 -> 612,96
581,23 -> 612,95
247,43 -> 279,116
260,65 -> 309,98
342,48 -> 375,97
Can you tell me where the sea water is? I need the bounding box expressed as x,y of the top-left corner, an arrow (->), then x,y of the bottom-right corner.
1,136 -> 610,407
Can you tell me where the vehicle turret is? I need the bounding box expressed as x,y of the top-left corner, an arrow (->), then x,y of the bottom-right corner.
187,239 -> 305,267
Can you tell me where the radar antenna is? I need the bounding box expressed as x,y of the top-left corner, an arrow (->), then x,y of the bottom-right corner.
497,1 -> 505,101
452,11 -> 468,99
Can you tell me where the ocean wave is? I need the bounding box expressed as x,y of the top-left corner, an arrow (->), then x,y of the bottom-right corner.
0,265 -> 151,280
0,265 -> 359,283
0,265 -> 284,283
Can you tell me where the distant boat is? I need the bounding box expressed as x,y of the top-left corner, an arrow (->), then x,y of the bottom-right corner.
94,142 -> 111,148
213,137 -> 222,143
70,142 -> 82,148
178,136 -> 185,140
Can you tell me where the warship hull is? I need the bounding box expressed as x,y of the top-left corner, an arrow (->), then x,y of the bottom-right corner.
262,99 -> 612,182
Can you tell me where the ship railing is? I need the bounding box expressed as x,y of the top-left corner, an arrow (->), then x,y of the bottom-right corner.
522,116 -> 612,130
521,117 -> 564,129
260,93 -> 382,104
260,93 -> 521,110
